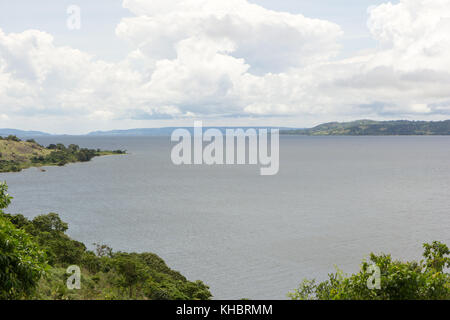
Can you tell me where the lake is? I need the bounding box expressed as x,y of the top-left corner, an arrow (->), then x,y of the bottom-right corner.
1,135 -> 450,299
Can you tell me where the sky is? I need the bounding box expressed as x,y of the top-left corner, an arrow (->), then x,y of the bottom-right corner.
1,0 -> 450,134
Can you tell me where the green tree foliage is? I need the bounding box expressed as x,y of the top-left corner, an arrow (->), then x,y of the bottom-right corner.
6,135 -> 21,142
288,242 -> 450,300
32,213 -> 69,233
0,182 -> 212,300
0,181 -> 11,209
107,252 -> 212,300
36,144 -> 124,166
0,182 -> 48,299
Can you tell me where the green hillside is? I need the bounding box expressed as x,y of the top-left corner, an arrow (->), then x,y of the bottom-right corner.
0,135 -> 125,173
282,120 -> 450,136
0,137 -> 51,162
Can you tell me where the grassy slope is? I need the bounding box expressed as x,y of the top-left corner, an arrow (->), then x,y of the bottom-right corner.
0,139 -> 122,172
0,140 -> 52,171
0,140 -> 51,161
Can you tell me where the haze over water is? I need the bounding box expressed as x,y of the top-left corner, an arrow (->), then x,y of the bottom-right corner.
1,136 -> 450,299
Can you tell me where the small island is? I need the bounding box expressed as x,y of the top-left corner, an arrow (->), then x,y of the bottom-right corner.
0,135 -> 126,173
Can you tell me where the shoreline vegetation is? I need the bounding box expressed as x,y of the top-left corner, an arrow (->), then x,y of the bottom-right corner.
0,135 -> 126,173
289,241 -> 450,300
0,182 -> 212,300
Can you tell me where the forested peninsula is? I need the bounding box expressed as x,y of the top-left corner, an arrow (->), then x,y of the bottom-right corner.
281,120 -> 450,136
0,135 -> 125,173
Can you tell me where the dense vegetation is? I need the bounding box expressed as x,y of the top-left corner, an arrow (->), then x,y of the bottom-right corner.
282,120 -> 450,135
0,182 -> 212,300
0,135 -> 125,173
0,183 -> 47,299
289,241 -> 450,300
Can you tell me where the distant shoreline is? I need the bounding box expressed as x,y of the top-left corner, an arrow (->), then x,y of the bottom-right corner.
280,120 -> 450,136
1,119 -> 450,137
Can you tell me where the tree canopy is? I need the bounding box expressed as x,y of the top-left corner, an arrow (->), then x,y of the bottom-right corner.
0,182 -> 48,299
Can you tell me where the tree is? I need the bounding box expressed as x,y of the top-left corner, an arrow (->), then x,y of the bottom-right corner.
32,213 -> 68,233
28,213 -> 86,266
6,135 -> 21,142
112,253 -> 148,298
422,241 -> 450,272
68,144 -> 80,153
288,241 -> 450,300
94,243 -> 114,258
0,181 -> 11,209
0,182 -> 48,299
56,144 -> 66,151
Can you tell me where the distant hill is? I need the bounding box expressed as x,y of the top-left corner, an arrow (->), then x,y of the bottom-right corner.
88,127 -> 297,136
88,128 -> 181,136
281,120 -> 450,136
4,120 -> 450,137
0,128 -> 51,138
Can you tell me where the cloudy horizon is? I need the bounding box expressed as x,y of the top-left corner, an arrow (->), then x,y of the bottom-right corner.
1,0 -> 450,134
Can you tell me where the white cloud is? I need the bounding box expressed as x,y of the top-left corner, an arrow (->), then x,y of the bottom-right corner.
118,0 -> 342,73
325,0 -> 450,116
0,28 -> 144,119
1,0 -> 450,133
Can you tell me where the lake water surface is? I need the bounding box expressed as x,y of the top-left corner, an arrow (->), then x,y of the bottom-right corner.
1,136 -> 449,299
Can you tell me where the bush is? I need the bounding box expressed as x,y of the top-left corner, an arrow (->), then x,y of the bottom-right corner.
288,241 -> 450,300
6,135 -> 21,142
0,182 -> 48,299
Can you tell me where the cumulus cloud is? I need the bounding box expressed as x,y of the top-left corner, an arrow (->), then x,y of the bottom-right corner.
0,28 -> 145,120
1,0 -> 450,132
118,0 -> 342,73
114,0 -> 343,118
329,0 -> 450,116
